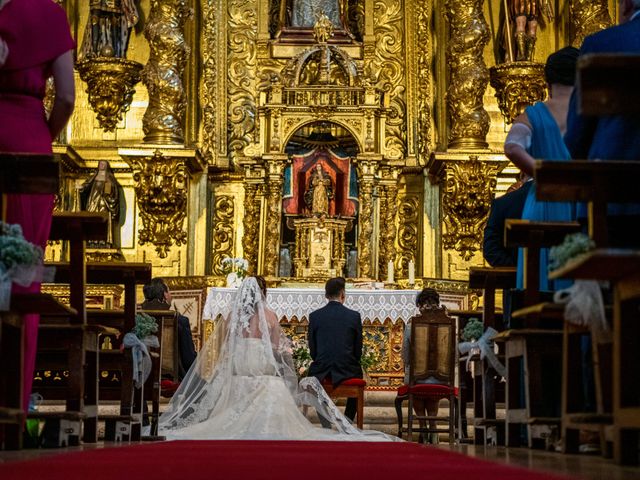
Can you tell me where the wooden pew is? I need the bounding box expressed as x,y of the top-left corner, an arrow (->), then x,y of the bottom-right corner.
45,260 -> 152,440
28,213 -> 110,445
0,294 -> 74,449
498,220 -> 581,448
0,153 -> 59,214
550,250 -> 640,464
535,160 -> 640,247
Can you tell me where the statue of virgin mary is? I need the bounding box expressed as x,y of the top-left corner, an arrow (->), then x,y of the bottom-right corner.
290,0 -> 345,29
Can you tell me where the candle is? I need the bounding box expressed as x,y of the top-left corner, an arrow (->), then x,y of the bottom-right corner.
387,260 -> 394,284
408,260 -> 415,285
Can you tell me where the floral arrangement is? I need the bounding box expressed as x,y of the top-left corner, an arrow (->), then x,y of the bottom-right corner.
0,222 -> 43,278
290,337 -> 378,378
549,233 -> 595,271
221,257 -> 248,279
360,343 -> 378,373
291,338 -> 312,377
0,222 -> 44,310
132,312 -> 158,340
462,318 -> 484,342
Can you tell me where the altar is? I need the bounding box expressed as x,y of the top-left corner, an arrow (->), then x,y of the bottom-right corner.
203,286 -> 467,389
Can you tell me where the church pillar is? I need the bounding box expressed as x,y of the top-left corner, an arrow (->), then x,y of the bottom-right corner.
263,156 -> 288,278
142,0 -> 191,144
242,179 -> 262,276
444,0 -> 490,149
356,158 -> 379,279
378,166 -> 400,281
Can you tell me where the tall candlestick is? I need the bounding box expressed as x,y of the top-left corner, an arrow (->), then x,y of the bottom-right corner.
408,260 -> 415,285
387,260 -> 394,284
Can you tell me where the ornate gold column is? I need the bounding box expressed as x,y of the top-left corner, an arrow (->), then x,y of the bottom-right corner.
356,158 -> 378,279
263,156 -> 287,278
378,166 -> 400,280
242,178 -> 262,276
444,0 -> 490,149
211,195 -> 236,275
570,0 -> 612,47
142,0 -> 192,144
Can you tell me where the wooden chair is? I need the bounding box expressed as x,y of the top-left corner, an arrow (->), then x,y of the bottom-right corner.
320,378 -> 366,429
395,307 -> 457,444
138,309 -> 178,435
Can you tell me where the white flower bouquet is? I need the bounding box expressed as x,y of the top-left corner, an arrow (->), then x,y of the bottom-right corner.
0,222 -> 44,310
221,257 -> 249,287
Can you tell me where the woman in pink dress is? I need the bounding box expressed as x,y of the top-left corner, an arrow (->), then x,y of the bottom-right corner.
0,0 -> 75,412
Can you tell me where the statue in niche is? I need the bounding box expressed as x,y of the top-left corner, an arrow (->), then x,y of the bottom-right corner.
287,0 -> 346,29
79,0 -> 139,59
305,163 -> 333,216
79,161 -> 123,248
506,0 -> 554,61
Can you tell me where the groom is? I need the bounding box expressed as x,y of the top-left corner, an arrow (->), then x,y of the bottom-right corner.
308,277 -> 363,422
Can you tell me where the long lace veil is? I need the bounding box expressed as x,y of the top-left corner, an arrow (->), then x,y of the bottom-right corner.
159,277 -> 395,441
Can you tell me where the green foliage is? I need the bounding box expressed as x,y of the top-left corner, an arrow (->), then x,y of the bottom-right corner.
462,318 -> 484,342
549,233 -> 595,271
0,222 -> 43,273
133,312 -> 158,339
360,344 -> 378,372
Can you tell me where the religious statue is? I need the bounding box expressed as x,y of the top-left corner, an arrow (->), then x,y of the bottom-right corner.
505,0 -> 554,62
305,163 -> 333,216
289,0 -> 345,29
78,161 -> 122,248
314,13 -> 334,43
79,0 -> 139,59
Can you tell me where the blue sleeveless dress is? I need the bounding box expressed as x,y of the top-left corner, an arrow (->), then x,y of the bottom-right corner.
516,102 -> 575,291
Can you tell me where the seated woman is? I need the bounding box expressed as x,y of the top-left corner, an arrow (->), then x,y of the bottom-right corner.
158,277 -> 396,441
402,288 -> 446,443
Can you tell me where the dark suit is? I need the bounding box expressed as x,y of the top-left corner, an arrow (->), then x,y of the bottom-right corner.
483,181 -> 532,267
141,299 -> 197,380
565,14 -> 640,246
308,300 -> 362,420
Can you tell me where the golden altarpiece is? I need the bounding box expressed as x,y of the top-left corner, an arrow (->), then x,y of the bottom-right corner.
40,0 -> 617,388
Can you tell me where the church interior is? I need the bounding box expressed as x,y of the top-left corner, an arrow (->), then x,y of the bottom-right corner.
1,0 -> 640,478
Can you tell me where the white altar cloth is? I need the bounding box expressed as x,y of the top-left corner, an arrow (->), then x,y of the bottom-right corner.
203,287 -> 424,324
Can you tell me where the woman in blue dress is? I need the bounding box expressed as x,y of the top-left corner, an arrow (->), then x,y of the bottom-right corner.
504,46 -> 579,291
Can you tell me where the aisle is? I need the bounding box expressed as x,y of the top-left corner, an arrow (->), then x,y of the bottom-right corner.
0,440 -> 574,480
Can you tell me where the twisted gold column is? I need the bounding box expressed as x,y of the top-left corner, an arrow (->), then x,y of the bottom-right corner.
357,161 -> 377,279
445,0 -> 490,149
142,0 -> 191,144
264,175 -> 284,278
570,0 -> 612,47
242,182 -> 261,275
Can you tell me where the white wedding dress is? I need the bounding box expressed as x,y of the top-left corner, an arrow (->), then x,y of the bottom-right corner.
158,278 -> 395,441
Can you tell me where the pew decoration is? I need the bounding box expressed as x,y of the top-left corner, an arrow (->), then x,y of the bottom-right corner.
548,232 -> 595,271
123,313 -> 160,388
458,319 -> 506,378
554,282 -> 610,344
0,222 -> 44,310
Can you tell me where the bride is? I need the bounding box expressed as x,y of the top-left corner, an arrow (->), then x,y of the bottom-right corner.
158,276 -> 395,441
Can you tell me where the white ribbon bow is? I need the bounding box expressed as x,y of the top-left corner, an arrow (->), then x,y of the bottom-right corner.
123,333 -> 159,388
458,327 -> 506,378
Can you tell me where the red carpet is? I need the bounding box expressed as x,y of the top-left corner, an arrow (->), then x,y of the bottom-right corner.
0,441 -> 572,480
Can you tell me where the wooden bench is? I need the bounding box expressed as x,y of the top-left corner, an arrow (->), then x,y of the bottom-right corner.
0,294 -> 74,449
550,250 -> 640,464
466,267 -> 516,446
46,260 -> 151,440
0,153 -> 59,214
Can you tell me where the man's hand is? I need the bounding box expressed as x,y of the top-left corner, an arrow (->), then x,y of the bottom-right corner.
0,37 -> 8,67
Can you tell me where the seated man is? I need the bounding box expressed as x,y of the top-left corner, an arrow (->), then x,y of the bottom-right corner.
308,277 -> 362,424
141,277 -> 197,384
483,176 -> 532,328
